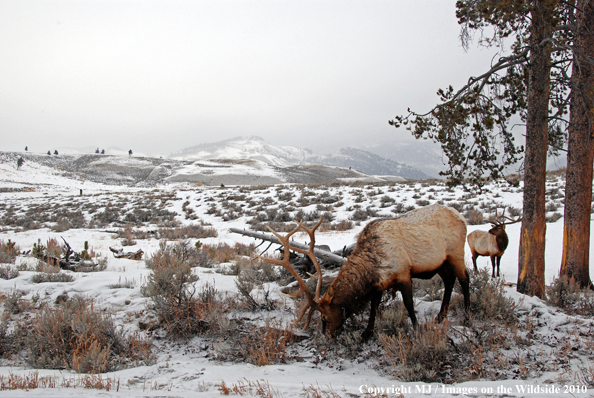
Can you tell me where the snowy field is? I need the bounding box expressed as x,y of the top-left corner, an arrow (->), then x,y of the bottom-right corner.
1,156 -> 593,398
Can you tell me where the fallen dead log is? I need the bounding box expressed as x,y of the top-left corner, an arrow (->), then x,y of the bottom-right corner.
109,247 -> 144,260
229,227 -> 347,266
35,253 -> 74,271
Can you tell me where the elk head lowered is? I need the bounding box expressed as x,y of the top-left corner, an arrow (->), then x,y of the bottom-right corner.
261,204 -> 471,342
467,208 -> 522,278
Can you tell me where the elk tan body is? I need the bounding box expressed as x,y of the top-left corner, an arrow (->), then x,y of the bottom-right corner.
318,204 -> 470,340
263,204 -> 471,342
467,223 -> 511,278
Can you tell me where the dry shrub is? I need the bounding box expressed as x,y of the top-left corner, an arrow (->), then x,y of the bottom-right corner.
157,223 -> 218,240
416,199 -> 431,207
0,320 -> 12,358
72,374 -> 120,391
380,320 -> 450,382
117,225 -> 136,246
45,238 -> 63,257
413,274 -> 444,302
0,371 -> 121,391
142,241 -> 224,338
235,274 -> 276,312
547,274 -> 594,315
229,321 -> 294,366
219,378 -> 282,398
50,218 -> 73,232
350,209 -> 370,221
108,277 -> 136,289
452,267 -> 517,323
465,209 -> 484,225
35,259 -> 60,273
0,372 -> 56,390
0,239 -> 18,264
375,296 -> 410,337
146,240 -> 208,269
31,272 -> 74,284
234,242 -> 256,257
546,212 -> 563,223
0,264 -> 19,280
16,297 -> 153,372
201,242 -> 238,264
302,383 -> 348,398
249,221 -> 299,233
2,290 -> 26,315
143,245 -> 202,337
231,253 -> 291,311
320,220 -> 354,232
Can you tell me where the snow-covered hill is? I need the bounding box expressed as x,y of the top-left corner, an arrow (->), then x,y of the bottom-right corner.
170,136 -> 429,179
170,136 -> 310,167
0,150 -> 408,191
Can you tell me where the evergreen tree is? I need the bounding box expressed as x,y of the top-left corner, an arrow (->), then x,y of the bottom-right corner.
101,149 -> 105,154
17,156 -> 24,169
54,150 -> 59,155
25,146 -> 28,151
95,148 -> 100,154
392,0 -> 568,298
128,149 -> 133,157
560,0 -> 594,289
47,150 -> 51,156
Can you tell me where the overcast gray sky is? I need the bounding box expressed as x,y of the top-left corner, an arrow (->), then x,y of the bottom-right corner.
0,1 -> 504,156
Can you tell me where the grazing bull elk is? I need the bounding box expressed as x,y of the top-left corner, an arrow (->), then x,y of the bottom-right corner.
261,204 -> 470,341
467,209 -> 522,278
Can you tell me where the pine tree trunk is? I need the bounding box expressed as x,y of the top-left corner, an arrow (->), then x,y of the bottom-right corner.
517,2 -> 555,298
561,0 -> 594,289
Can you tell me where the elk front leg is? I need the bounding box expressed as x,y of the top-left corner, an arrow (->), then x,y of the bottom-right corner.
496,256 -> 501,277
490,255 -> 497,278
437,269 -> 456,323
362,291 -> 383,342
398,280 -> 418,329
471,251 -> 479,273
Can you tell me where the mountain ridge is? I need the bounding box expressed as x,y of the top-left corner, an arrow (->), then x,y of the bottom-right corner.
170,136 -> 429,179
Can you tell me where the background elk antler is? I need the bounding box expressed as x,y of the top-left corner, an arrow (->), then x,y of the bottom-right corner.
256,219 -> 324,331
488,207 -> 523,226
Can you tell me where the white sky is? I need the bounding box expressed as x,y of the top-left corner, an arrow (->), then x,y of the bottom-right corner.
0,1 -> 504,156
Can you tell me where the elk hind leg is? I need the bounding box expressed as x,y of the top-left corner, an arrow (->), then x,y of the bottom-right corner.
450,254 -> 471,315
459,268 -> 471,323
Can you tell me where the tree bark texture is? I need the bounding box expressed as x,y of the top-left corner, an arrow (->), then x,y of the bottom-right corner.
561,0 -> 594,288
517,2 -> 556,298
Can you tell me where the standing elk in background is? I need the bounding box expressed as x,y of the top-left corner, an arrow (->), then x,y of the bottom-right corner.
260,204 -> 470,342
467,209 -> 522,278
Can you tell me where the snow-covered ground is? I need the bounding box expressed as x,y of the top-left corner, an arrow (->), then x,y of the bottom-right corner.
0,154 -> 592,397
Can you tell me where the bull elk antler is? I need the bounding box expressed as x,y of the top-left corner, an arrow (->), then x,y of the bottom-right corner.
256,219 -> 324,331
489,207 -> 523,226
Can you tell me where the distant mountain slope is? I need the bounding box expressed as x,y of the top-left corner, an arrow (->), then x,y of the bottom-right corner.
361,140 -> 445,178
171,136 -> 428,179
307,147 -> 429,179
0,151 -> 396,189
